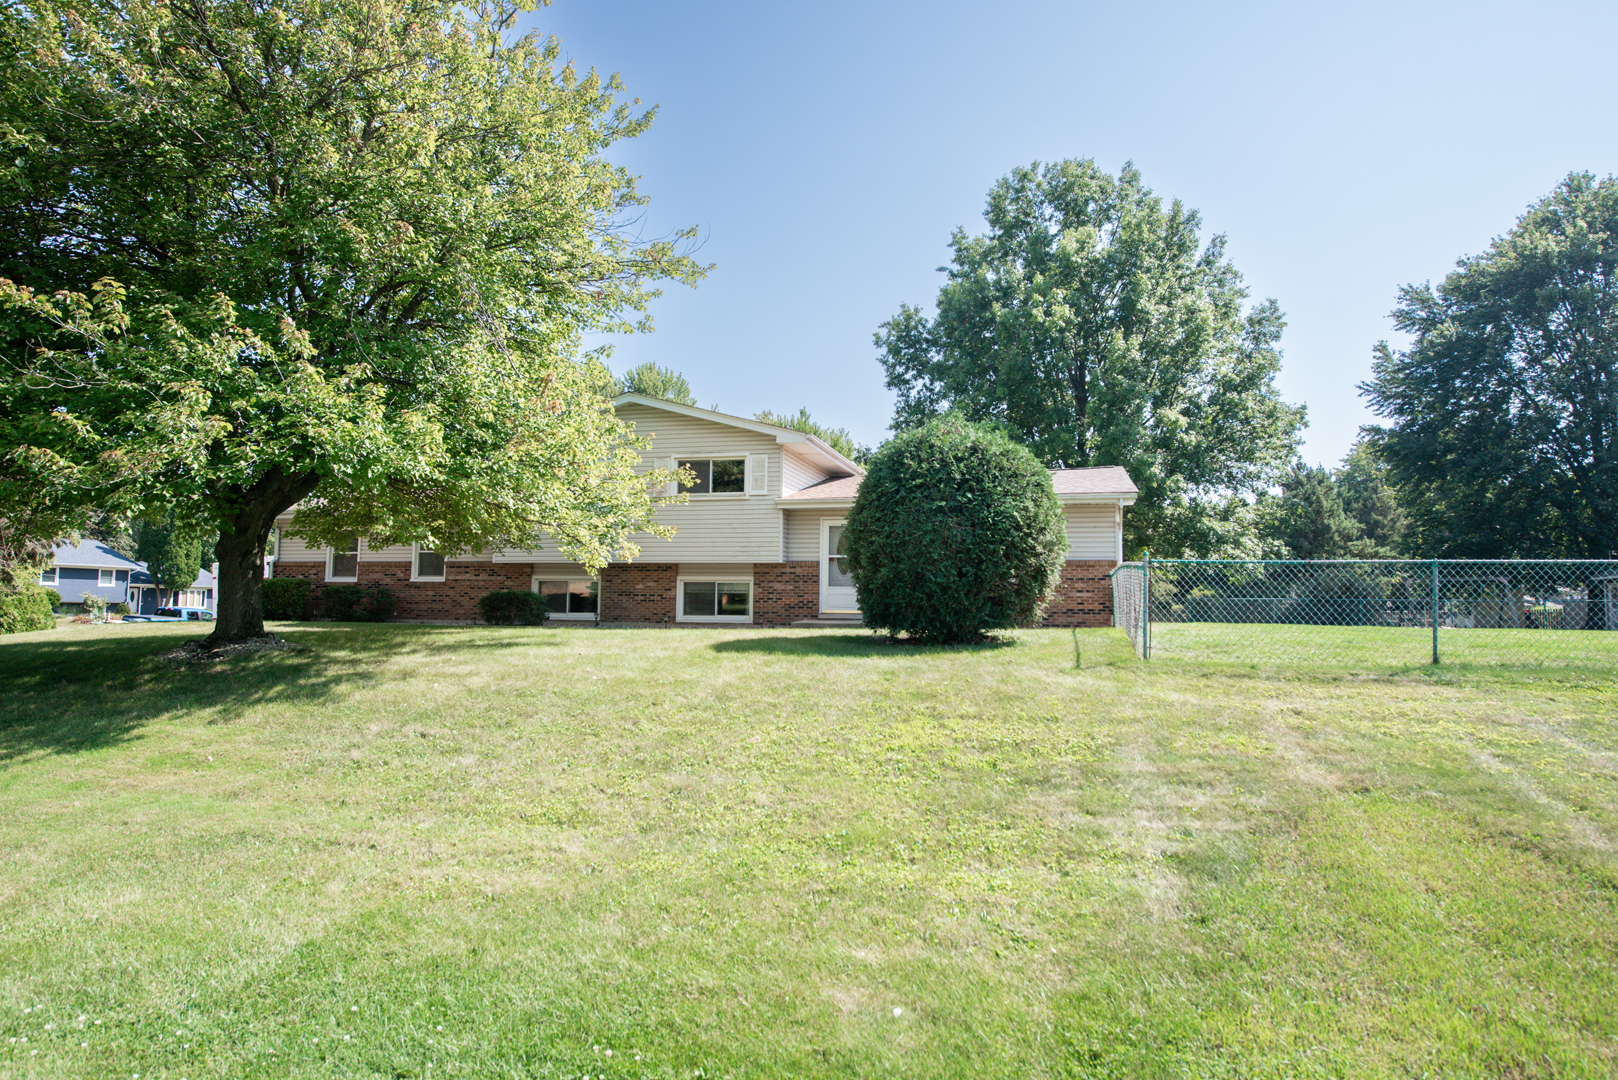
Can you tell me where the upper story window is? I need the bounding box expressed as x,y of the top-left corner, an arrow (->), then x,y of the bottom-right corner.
39,566 -> 57,586
98,569 -> 115,586
679,458 -> 746,495
412,544 -> 446,582
327,536 -> 359,582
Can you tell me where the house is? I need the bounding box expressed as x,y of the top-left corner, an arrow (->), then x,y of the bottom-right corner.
268,394 -> 1138,626
39,539 -> 218,614
128,564 -> 217,615
38,539 -> 143,609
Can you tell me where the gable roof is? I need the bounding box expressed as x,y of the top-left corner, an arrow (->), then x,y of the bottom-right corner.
130,565 -> 216,590
780,465 -> 1138,505
612,393 -> 864,476
47,538 -> 144,570
1050,466 -> 1138,497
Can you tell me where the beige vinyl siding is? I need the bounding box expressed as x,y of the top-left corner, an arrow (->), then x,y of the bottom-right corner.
275,527 -> 323,563
617,404 -> 786,562
677,563 -> 753,577
782,509 -> 835,562
272,521 -> 487,563
1064,502 -> 1120,560
527,562 -> 593,579
780,449 -> 827,494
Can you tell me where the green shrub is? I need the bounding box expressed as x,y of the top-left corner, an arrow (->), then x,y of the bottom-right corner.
262,577 -> 312,620
842,414 -> 1065,643
321,585 -> 396,622
0,587 -> 55,635
80,592 -> 108,623
477,589 -> 549,626
110,602 -> 131,616
43,588 -> 61,610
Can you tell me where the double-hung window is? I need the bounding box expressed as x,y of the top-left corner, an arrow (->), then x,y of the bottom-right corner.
678,458 -> 746,495
39,566 -> 57,586
534,578 -> 598,618
98,569 -> 115,586
327,536 -> 359,582
678,578 -> 752,621
412,544 -> 446,582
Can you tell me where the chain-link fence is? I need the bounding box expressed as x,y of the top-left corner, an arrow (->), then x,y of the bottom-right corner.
1109,562 -> 1148,657
1112,558 -> 1618,669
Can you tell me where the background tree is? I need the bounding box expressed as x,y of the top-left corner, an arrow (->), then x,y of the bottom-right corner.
617,362 -> 697,405
134,512 -> 204,600
1362,172 -> 1618,558
0,0 -> 702,643
1335,439 -> 1408,556
842,415 -> 1065,643
753,407 -> 866,464
1265,464 -> 1370,560
877,160 -> 1304,557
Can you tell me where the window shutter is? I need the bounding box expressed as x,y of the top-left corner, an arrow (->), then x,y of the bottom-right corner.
747,453 -> 769,496
663,457 -> 678,498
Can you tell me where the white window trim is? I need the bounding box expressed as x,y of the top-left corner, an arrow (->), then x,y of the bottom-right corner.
40,566 -> 57,585
675,575 -> 754,623
98,569 -> 115,586
410,543 -> 447,583
326,539 -> 359,583
676,455 -> 751,499
529,575 -> 599,620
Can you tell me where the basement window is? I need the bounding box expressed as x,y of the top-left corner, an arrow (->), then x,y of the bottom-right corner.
678,579 -> 752,622
327,537 -> 358,582
412,544 -> 446,582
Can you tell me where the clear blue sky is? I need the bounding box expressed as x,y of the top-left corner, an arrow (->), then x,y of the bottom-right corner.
527,0 -> 1618,466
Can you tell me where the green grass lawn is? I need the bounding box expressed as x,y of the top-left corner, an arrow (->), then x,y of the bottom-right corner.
1,622 -> 1615,1079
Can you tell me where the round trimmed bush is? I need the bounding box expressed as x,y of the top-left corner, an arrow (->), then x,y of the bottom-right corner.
842,415 -> 1066,643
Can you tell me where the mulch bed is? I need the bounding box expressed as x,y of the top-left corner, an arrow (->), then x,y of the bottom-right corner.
156,634 -> 302,665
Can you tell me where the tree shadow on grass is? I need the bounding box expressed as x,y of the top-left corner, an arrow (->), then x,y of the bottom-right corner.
0,623 -> 559,764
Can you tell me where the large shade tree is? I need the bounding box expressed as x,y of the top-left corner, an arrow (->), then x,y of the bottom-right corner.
1362,172 -> 1618,559
877,160 -> 1304,557
0,0 -> 703,642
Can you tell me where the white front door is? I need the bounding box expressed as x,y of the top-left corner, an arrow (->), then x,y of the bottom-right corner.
819,518 -> 859,613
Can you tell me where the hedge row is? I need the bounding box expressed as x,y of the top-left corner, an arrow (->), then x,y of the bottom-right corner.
0,587 -> 55,635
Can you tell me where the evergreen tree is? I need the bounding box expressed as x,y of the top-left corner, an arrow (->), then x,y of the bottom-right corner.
617,362 -> 697,406
1271,464 -> 1369,559
753,408 -> 865,464
1336,439 -> 1409,556
134,513 -> 203,598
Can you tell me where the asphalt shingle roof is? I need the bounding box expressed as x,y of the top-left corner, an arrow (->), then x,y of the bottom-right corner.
781,465 -> 1137,501
48,538 -> 144,570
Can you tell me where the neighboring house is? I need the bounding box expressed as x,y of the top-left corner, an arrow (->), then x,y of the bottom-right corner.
128,565 -> 217,615
38,539 -> 143,609
269,394 -> 1138,627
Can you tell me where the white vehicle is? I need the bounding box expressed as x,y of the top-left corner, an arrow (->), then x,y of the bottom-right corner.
124,606 -> 215,623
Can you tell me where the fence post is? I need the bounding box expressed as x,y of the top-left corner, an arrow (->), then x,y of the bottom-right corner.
1142,550 -> 1151,661
1430,559 -> 1440,665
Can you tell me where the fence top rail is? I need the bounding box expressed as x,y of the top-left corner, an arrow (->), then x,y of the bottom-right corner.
1147,558 -> 1618,566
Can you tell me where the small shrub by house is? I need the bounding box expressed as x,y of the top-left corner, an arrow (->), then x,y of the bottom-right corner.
477,589 -> 549,626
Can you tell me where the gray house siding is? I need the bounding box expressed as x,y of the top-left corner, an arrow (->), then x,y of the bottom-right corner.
45,566 -> 134,608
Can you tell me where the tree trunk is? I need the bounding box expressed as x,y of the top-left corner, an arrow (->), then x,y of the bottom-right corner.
204,468 -> 322,645
1068,357 -> 1090,467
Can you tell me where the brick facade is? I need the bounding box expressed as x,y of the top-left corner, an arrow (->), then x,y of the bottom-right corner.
274,556 -> 1117,628
269,560 -> 533,621
751,561 -> 820,626
599,563 -> 678,624
1039,560 -> 1115,628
